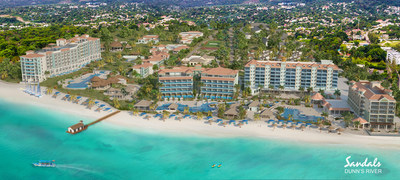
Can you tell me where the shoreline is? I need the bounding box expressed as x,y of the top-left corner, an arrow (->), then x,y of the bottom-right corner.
1,81 -> 400,150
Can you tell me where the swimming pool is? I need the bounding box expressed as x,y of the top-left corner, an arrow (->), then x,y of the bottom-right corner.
281,108 -> 324,122
156,103 -> 216,113
66,71 -> 108,89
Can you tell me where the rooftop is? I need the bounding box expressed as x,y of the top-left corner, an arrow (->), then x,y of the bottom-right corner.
350,81 -> 395,101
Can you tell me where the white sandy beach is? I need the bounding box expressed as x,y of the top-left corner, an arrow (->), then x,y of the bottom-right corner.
1,81 -> 400,150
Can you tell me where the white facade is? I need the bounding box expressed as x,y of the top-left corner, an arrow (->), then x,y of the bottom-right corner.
20,35 -> 101,83
386,49 -> 400,65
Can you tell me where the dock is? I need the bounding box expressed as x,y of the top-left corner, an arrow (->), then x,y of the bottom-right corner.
67,111 -> 121,134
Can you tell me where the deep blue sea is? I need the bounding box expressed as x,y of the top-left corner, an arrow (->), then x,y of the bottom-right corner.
0,99 -> 399,179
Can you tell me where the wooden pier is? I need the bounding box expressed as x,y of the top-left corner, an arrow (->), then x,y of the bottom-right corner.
67,111 -> 121,134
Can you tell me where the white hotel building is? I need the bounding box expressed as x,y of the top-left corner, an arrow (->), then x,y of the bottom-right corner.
386,48 -> 400,65
244,60 -> 341,94
20,34 -> 101,83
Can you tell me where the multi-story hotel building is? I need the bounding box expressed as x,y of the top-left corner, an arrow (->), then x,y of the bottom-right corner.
158,66 -> 201,99
244,60 -> 341,94
348,80 -> 396,129
200,67 -> 239,100
20,34 -> 101,83
158,66 -> 238,100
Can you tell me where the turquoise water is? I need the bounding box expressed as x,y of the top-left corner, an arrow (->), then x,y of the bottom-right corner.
0,100 -> 400,179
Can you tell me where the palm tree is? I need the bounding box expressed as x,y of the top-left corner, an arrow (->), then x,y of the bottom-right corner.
307,87 -> 313,93
196,111 -> 203,120
46,87 -> 53,95
254,113 -> 261,121
279,85 -> 284,90
162,110 -> 170,121
334,89 -> 341,99
184,107 -> 190,114
321,112 -> 329,120
70,95 -> 77,102
88,98 -> 95,109
304,95 -> 311,104
132,108 -> 139,116
353,121 -> 360,129
113,98 -> 121,109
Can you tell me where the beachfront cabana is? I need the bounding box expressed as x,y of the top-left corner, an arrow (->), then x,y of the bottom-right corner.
134,100 -> 152,111
168,103 -> 179,111
247,101 -> 261,112
224,108 -> 239,119
352,117 -> 369,129
260,109 -> 274,119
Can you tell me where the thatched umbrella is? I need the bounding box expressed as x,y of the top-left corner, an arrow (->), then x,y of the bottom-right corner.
237,122 -> 243,128
282,124 -> 287,129
328,126 -> 336,133
208,119 -> 213,125
177,117 -> 182,122
337,128 -> 344,135
222,121 -> 227,127
272,123 -> 278,131
318,124 -> 324,133
144,115 -> 151,120
162,117 -> 166,122
300,125 -> 306,131
291,124 -> 296,130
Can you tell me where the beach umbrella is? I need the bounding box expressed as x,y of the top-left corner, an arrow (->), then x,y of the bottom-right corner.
318,124 -> 324,133
328,126 -> 336,133
229,120 -> 236,125
169,114 -> 176,118
300,125 -> 306,131
144,115 -> 151,120
222,121 -> 227,127
306,123 -> 312,127
208,119 -> 213,125
291,124 -> 296,130
99,104 -> 106,107
216,119 -> 223,123
140,112 -> 147,116
337,128 -> 344,135
282,124 -> 287,129
177,117 -> 182,121
272,123 -> 278,131
242,120 -> 248,124
206,116 -> 213,120
287,120 -> 293,123
296,122 -> 303,125
268,119 -> 275,124
183,114 -> 191,118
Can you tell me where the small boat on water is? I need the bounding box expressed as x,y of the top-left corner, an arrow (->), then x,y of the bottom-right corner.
32,160 -> 56,167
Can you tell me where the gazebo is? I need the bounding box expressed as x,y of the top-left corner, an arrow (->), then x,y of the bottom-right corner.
168,103 -> 179,111
134,100 -> 153,111
224,108 -> 239,119
311,93 -> 324,105
352,117 -> 369,129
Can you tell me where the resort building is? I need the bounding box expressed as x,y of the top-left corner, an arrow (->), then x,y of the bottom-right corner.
386,48 -> 400,65
158,66 -> 198,99
182,55 -> 215,66
179,31 -> 204,44
132,62 -> 154,78
20,34 -> 101,83
137,35 -> 160,44
158,66 -> 238,100
110,41 -> 123,52
311,93 -> 351,116
144,51 -> 170,66
200,67 -> 239,100
244,60 -> 341,95
348,81 -> 396,129
134,100 -> 153,111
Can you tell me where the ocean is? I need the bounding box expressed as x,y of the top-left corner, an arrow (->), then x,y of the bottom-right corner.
0,99 -> 399,179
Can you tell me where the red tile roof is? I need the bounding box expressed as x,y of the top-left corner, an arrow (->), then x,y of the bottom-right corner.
202,67 -> 238,76
21,54 -> 45,58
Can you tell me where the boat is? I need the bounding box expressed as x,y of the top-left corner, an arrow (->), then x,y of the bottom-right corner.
32,160 -> 56,167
